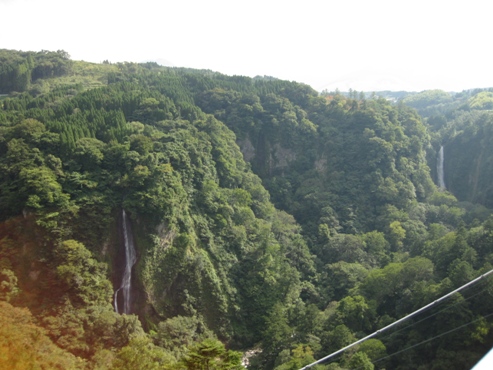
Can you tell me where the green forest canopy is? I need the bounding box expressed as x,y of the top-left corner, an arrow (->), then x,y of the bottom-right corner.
1,49 -> 493,369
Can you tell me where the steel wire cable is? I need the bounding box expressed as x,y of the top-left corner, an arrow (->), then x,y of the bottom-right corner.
352,310 -> 493,370
377,277 -> 493,346
300,268 -> 493,369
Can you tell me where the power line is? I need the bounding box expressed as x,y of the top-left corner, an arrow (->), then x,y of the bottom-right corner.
357,310 -> 493,370
300,267 -> 493,369
378,278 -> 493,346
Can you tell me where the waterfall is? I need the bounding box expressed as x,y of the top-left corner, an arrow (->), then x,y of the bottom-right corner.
113,287 -> 121,314
437,145 -> 446,189
114,209 -> 137,314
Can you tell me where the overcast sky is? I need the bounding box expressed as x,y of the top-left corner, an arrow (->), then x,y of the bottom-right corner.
2,0 -> 492,92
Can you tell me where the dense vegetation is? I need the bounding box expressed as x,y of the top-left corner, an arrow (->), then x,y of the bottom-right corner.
390,87 -> 493,207
1,49 -> 493,369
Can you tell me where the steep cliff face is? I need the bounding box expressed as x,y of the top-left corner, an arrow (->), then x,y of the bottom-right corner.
4,51 -> 493,370
444,113 -> 493,207
238,136 -> 298,177
202,91 -> 435,234
0,70 -> 314,349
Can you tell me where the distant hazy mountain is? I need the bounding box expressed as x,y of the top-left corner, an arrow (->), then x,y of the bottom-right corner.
142,58 -> 175,67
318,70 -> 460,93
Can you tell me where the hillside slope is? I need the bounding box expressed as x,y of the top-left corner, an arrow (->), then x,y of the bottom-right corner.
1,50 -> 493,369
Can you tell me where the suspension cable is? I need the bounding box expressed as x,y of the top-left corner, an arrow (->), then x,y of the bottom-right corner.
379,278 -> 493,345
354,311 -> 493,370
300,267 -> 493,369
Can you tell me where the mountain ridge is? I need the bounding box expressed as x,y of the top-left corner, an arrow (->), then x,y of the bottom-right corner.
1,49 -> 493,370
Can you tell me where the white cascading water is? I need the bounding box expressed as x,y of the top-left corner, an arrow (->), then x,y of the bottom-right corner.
437,145 -> 446,189
114,209 -> 137,314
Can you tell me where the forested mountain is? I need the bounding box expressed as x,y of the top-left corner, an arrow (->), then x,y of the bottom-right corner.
1,49 -> 493,369
394,87 -> 493,208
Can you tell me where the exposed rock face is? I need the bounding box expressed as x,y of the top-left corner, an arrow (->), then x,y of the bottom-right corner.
29,270 -> 40,281
314,157 -> 327,174
237,136 -> 298,176
272,143 -> 297,170
156,222 -> 176,251
238,137 -> 256,162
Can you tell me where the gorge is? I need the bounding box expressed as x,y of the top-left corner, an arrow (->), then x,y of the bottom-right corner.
1,49 -> 493,369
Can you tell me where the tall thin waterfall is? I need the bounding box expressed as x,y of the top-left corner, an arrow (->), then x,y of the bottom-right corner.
437,145 -> 446,189
114,209 -> 137,314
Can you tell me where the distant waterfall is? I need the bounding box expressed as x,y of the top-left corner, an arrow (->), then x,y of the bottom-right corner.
114,209 -> 137,314
437,145 -> 446,189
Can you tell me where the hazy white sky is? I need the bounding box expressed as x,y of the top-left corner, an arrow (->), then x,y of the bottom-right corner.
2,0 -> 492,92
